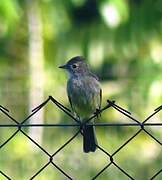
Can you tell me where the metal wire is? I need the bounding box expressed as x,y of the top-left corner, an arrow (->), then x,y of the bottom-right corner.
0,96 -> 161,179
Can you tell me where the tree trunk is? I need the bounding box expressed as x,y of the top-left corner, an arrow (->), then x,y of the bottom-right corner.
27,1 -> 44,150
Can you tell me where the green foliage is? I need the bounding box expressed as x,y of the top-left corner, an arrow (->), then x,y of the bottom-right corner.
0,0 -> 21,36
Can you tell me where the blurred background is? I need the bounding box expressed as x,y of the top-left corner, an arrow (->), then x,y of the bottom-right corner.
0,0 -> 162,179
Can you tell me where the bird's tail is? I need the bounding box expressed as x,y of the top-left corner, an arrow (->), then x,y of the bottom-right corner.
83,125 -> 98,153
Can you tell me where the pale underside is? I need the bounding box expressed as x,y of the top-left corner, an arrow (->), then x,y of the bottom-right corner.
67,75 -> 101,120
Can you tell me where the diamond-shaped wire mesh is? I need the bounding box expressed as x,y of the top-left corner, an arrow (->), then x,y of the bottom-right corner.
0,96 -> 161,179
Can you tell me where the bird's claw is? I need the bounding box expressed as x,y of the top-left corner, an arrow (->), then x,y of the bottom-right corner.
94,108 -> 101,118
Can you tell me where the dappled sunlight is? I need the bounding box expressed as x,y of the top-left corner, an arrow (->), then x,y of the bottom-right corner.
100,3 -> 121,28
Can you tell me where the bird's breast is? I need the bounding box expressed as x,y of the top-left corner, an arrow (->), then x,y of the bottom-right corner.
67,76 -> 100,119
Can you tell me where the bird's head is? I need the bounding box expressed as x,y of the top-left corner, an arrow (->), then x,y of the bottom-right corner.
59,56 -> 89,77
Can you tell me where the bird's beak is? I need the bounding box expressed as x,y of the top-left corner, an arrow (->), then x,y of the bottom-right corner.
58,64 -> 67,69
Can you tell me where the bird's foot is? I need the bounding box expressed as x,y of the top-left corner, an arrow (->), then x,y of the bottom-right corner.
94,108 -> 101,118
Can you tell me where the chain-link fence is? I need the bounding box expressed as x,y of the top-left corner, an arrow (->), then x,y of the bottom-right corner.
0,96 -> 161,179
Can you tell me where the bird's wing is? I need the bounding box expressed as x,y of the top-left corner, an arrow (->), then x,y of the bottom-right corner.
67,88 -> 79,119
89,72 -> 102,110
90,72 -> 99,81
68,93 -> 74,111
67,81 -> 75,113
99,88 -> 102,110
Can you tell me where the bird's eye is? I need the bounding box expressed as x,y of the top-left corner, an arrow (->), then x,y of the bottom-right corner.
72,64 -> 77,69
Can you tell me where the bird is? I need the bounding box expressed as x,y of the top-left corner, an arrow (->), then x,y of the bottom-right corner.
59,56 -> 102,153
